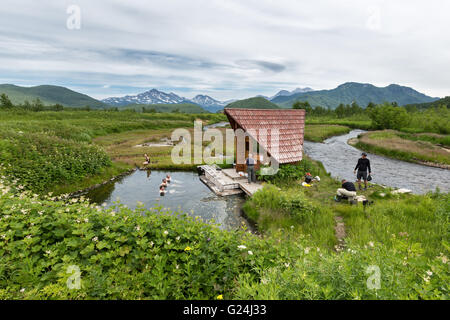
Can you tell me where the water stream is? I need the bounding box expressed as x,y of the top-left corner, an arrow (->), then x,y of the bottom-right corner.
303,130 -> 450,194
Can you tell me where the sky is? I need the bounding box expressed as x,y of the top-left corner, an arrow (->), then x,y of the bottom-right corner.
0,0 -> 449,101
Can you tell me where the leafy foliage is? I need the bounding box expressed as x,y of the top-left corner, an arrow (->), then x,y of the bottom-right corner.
368,103 -> 410,130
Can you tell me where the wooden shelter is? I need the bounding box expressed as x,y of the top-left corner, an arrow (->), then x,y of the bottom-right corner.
224,108 -> 306,172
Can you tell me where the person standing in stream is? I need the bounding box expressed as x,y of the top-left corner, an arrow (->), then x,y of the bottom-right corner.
354,152 -> 372,190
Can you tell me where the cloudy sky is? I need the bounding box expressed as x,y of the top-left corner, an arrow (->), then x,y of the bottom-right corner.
0,0 -> 449,100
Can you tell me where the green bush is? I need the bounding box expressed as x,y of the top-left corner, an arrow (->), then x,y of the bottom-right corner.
258,159 -> 318,184
369,103 -> 410,130
0,178 -> 447,300
0,184 -> 279,299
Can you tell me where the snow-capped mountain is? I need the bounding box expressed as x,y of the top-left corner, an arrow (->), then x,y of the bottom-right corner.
191,95 -> 225,107
102,89 -> 230,112
270,87 -> 313,100
102,89 -> 191,106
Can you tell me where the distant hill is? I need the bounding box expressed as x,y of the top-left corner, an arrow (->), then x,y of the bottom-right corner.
404,96 -> 450,110
270,87 -> 313,100
121,103 -> 208,113
271,82 -> 439,109
225,97 -> 280,109
0,84 -> 106,108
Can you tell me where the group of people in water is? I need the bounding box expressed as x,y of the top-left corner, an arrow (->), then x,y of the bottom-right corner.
142,153 -> 172,196
159,174 -> 171,196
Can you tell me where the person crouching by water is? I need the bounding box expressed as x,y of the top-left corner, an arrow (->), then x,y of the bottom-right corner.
246,153 -> 256,184
354,152 -> 372,190
335,179 -> 357,202
143,153 -> 150,165
166,174 -> 171,183
159,185 -> 166,196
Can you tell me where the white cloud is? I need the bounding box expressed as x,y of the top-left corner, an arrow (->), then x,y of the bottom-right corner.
0,0 -> 448,100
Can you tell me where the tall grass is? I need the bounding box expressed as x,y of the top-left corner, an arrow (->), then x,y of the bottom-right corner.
0,109 -> 225,193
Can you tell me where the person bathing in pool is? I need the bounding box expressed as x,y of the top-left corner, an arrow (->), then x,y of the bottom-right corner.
160,178 -> 168,189
166,174 -> 171,183
159,185 -> 166,196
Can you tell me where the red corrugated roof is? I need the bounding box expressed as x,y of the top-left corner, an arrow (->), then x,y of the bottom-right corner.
224,108 -> 305,164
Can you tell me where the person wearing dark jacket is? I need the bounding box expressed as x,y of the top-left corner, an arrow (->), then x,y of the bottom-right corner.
336,179 -> 357,202
354,152 -> 372,190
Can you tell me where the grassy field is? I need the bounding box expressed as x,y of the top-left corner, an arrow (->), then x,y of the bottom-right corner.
305,115 -> 372,130
304,124 -> 351,142
0,108 -> 448,300
352,130 -> 450,167
0,109 -> 226,193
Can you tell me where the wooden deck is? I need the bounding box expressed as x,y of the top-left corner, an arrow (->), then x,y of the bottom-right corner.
198,165 -> 264,196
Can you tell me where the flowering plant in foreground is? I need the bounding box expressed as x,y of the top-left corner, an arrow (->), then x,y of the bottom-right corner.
0,177 -> 448,300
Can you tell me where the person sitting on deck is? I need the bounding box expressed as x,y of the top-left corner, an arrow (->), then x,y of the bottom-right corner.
166,174 -> 171,183
159,185 -> 166,196
246,153 -> 257,184
143,153 -> 150,165
335,179 -> 357,202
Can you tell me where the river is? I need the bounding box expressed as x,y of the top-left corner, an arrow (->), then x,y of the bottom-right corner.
303,130 -> 450,194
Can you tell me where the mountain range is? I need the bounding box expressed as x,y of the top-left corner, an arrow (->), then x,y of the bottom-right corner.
271,82 -> 439,109
101,90 -> 229,113
0,82 -> 441,112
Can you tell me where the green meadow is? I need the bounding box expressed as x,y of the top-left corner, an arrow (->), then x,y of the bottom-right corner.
0,106 -> 448,300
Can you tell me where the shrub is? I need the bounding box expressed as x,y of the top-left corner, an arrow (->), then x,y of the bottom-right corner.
369,103 -> 410,130
258,159 -> 318,184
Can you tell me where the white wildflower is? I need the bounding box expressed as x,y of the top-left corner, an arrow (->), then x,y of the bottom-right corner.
20,288 -> 25,293
426,270 -> 433,276
92,236 -> 98,242
163,230 -> 168,235
304,247 -> 310,254
247,250 -> 253,255
368,241 -> 374,247
237,245 -> 247,250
